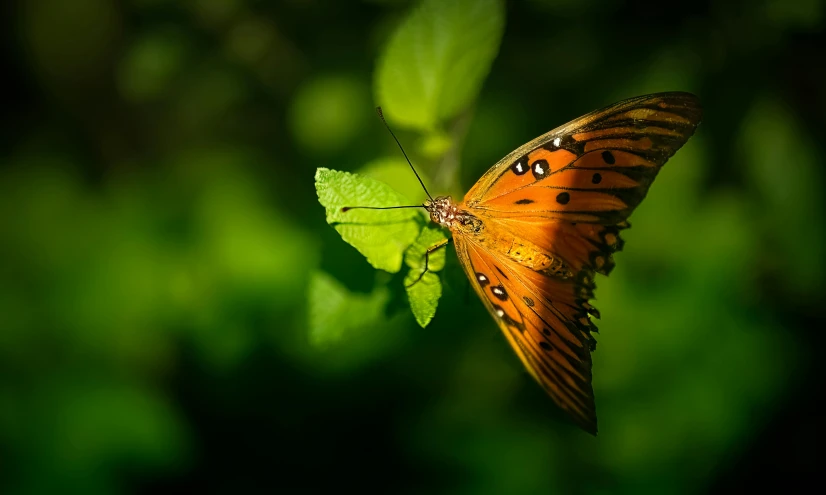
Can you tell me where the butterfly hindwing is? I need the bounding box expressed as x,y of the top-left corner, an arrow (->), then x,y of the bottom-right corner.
454,236 -> 599,434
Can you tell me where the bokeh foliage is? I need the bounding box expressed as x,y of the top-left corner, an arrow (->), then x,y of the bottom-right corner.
1,0 -> 824,493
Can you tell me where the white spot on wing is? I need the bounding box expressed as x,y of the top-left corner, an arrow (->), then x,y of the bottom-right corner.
515,162 -> 523,173
553,137 -> 561,147
534,162 -> 545,175
495,308 -> 505,317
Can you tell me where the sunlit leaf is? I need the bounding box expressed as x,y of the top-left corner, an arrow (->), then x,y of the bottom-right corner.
404,224 -> 448,327
308,270 -> 390,348
315,167 -> 425,273
375,0 -> 505,131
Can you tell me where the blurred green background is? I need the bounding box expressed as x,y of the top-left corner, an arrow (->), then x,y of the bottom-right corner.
1,0 -> 825,493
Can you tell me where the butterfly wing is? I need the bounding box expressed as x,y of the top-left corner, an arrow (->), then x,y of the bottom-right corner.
463,91 -> 702,317
454,92 -> 702,433
464,91 -> 702,228
454,235 -> 599,433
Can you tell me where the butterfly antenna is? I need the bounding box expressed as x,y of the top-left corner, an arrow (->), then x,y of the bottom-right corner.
341,205 -> 424,212
376,107 -> 433,200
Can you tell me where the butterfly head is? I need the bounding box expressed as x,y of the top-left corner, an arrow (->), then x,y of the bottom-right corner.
424,196 -> 459,227
423,196 -> 482,234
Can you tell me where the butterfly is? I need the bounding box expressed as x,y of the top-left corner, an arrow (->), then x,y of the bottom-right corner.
346,92 -> 702,435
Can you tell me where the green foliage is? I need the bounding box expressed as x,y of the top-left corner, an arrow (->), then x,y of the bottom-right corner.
763,0 -> 824,29
738,95 -> 826,299
315,166 -> 451,328
21,0 -> 120,83
3,0 -> 823,492
315,167 -> 424,273
318,0 -> 506,326
417,130 -> 454,160
404,225 -> 449,327
308,270 -> 390,348
15,380 -> 187,494
117,29 -> 190,102
375,0 -> 505,131
359,157 -> 431,204
288,74 -> 372,155
0,147 -> 320,491
583,136 -> 794,489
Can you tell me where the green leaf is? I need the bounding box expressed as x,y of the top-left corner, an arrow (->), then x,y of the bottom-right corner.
315,167 -> 425,273
404,224 -> 449,327
308,270 -> 390,348
375,0 -> 505,131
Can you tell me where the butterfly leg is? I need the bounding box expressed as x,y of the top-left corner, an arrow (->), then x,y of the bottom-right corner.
406,237 -> 451,288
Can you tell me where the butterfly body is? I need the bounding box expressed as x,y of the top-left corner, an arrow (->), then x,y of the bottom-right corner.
426,196 -> 572,277
422,92 -> 702,435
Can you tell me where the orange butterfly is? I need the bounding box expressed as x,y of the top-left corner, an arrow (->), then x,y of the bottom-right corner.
347,92 -> 702,435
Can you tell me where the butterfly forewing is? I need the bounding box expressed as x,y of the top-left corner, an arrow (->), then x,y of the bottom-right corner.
464,92 -> 702,225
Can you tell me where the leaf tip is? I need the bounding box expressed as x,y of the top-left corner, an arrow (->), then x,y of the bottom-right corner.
415,314 -> 433,328
314,168 -> 332,190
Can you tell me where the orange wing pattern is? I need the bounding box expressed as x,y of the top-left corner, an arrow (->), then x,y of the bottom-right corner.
464,92 -> 702,227
454,93 -> 702,434
454,235 -> 599,433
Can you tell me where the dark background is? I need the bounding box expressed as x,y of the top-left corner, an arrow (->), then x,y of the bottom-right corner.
1,0 -> 824,493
